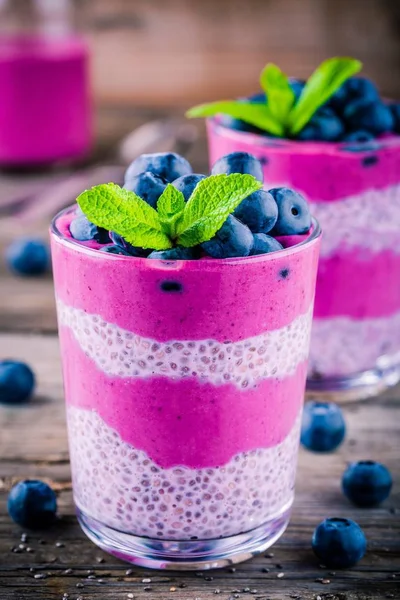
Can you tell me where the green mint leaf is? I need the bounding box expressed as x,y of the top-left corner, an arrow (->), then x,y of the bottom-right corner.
176,174 -> 262,247
77,183 -> 172,250
156,184 -> 186,239
186,101 -> 284,136
288,57 -> 362,135
260,63 -> 295,126
157,184 -> 185,218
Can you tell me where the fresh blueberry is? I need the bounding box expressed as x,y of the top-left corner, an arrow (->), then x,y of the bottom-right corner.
211,152 -> 264,182
248,92 -> 267,104
347,77 -> 380,101
234,190 -> 278,233
220,95 -> 266,133
312,518 -> 367,568
160,281 -> 183,293
362,155 -> 379,167
100,245 -> 131,256
147,247 -> 197,260
6,238 -> 49,276
342,461 -> 392,507
301,402 -> 346,452
220,115 -> 261,133
172,174 -> 206,201
289,78 -> 305,102
390,103 -> 400,134
123,171 -> 166,209
109,231 -> 149,257
0,360 -> 35,404
124,152 -> 192,184
202,215 -> 254,258
330,77 -> 380,112
250,233 -> 283,256
342,130 -> 375,143
343,100 -> 394,135
269,188 -> 311,235
70,215 -> 110,244
297,109 -> 344,141
8,480 -> 57,529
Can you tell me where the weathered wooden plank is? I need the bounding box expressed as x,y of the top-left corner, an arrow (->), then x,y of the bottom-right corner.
0,333 -> 399,598
79,0 -> 400,106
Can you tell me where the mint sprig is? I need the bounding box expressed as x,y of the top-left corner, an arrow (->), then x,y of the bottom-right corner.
157,184 -> 186,239
260,63 -> 295,124
288,57 -> 362,134
77,183 -> 172,250
77,174 -> 262,252
176,174 -> 261,247
186,101 -> 283,136
186,57 -> 362,137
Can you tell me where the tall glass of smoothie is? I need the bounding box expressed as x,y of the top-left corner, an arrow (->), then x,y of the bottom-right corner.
208,123 -> 400,400
203,64 -> 400,401
0,0 -> 91,166
51,152 -> 320,569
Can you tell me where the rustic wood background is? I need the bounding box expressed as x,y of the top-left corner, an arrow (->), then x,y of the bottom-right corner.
0,1 -> 400,598
76,0 -> 400,108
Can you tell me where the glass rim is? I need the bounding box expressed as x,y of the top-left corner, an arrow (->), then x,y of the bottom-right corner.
50,204 -> 321,267
207,116 -> 400,153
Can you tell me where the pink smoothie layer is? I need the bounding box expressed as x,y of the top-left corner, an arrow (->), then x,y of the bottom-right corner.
0,35 -> 91,165
59,325 -> 307,469
53,209 -> 319,341
315,250 -> 400,319
207,119 -> 400,202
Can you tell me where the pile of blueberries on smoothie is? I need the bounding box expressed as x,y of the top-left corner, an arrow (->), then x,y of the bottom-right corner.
69,151 -> 311,259
215,76 -> 400,143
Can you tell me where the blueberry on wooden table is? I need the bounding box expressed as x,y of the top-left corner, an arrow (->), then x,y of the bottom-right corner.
8,480 -> 57,529
6,238 -> 49,276
301,401 -> 346,452
312,517 -> 367,568
0,360 -> 35,404
342,461 -> 392,507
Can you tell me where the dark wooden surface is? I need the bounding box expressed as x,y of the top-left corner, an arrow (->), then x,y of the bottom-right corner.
0,109 -> 399,600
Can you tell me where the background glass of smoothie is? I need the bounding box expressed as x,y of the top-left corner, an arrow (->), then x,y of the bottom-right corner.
208,120 -> 400,400
0,0 -> 91,167
51,205 -> 320,569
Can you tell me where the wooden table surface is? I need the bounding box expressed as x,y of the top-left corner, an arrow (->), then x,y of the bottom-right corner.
0,110 -> 399,600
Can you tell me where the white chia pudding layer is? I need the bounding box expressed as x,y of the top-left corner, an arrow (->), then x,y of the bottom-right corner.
57,300 -> 312,389
309,311 -> 400,377
68,406 -> 301,540
311,183 -> 400,257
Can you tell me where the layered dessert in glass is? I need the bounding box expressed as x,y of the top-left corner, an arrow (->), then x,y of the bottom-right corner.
51,151 -> 320,568
198,58 -> 400,399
